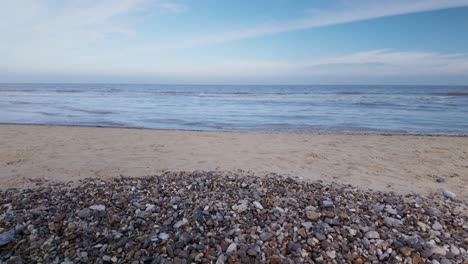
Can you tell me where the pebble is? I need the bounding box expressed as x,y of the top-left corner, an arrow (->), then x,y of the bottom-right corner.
384,217 -> 403,226
306,211 -> 319,220
173,218 -> 188,229
326,250 -> 336,259
385,207 -> 397,215
247,248 -> 257,256
450,246 -> 460,255
259,232 -> 273,241
252,201 -> 264,210
89,204 -> 106,211
436,178 -> 445,183
365,231 -> 380,239
432,221 -> 443,230
0,229 -> 15,246
442,190 -> 456,199
77,208 -> 91,218
226,243 -> 237,254
158,232 -> 169,240
322,200 -> 334,208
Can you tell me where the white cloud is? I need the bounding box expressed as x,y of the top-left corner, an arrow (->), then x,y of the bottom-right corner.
167,0 -> 468,49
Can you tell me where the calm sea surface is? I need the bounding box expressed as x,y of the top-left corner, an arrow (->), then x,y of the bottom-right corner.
1,83 -> 468,135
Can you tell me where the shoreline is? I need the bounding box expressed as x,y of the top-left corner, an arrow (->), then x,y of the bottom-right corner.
1,124 -> 467,200
1,122 -> 468,137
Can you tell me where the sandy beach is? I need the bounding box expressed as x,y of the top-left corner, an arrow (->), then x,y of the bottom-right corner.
0,124 -> 466,199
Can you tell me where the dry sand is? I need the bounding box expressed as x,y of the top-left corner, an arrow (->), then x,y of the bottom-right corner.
0,124 -> 467,199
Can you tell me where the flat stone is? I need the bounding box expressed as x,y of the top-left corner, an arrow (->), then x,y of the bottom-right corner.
432,222 -> 443,230
384,217 -> 403,226
442,190 -> 456,199
0,229 -> 15,246
173,218 -> 188,229
226,243 -> 237,254
385,207 -> 397,215
247,248 -> 257,256
365,231 -> 380,239
450,246 -> 460,255
322,200 -> 334,208
259,232 -> 273,241
158,232 -> 169,240
216,254 -> 227,264
89,205 -> 106,211
326,250 -> 336,259
306,211 -> 319,220
252,201 -> 264,210
399,247 -> 413,257
78,208 -> 91,218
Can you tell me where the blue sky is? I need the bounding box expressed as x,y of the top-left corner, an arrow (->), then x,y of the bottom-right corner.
1,0 -> 468,84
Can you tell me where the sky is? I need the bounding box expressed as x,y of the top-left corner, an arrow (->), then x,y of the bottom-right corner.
1,0 -> 468,84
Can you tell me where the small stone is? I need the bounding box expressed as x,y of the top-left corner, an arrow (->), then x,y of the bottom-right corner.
365,231 -> 380,239
322,200 -> 334,208
442,190 -> 456,199
440,259 -> 451,264
252,201 -> 264,210
432,222 -> 443,230
173,218 -> 188,229
384,217 -> 403,226
216,254 -> 227,264
399,247 -> 413,257
450,246 -> 460,255
301,222 -> 313,229
158,232 -> 169,240
102,255 -> 111,262
306,211 -> 319,220
247,248 -> 257,256
78,208 -> 91,218
226,243 -> 237,254
362,238 -> 370,249
436,178 -> 445,183
423,246 -> 447,257
326,250 -> 336,259
0,230 -> 15,246
385,207 -> 397,215
232,201 -> 248,213
89,205 -> 106,211
259,232 -> 273,241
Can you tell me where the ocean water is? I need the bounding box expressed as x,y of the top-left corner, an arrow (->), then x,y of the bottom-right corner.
1,83 -> 468,135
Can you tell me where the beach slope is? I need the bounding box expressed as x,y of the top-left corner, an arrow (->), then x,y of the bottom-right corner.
0,124 -> 466,199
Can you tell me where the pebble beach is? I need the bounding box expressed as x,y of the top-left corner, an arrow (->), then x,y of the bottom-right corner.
1,172 -> 466,263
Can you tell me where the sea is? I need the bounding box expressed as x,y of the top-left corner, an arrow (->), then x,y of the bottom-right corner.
1,83 -> 468,135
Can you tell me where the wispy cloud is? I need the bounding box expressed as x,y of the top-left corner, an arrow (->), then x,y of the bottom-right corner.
171,0 -> 468,49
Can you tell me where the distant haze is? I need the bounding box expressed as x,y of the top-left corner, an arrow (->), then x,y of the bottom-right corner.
2,0 -> 468,84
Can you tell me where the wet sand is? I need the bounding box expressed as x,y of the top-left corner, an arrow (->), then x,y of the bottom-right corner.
0,124 -> 467,200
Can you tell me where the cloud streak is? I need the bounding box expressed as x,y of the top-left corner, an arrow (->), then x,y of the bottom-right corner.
167,0 -> 468,49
